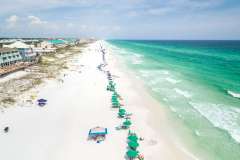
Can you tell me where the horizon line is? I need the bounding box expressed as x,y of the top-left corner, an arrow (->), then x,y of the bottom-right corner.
0,37 -> 240,41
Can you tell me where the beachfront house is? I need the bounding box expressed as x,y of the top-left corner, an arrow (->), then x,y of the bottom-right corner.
0,48 -> 23,75
34,41 -> 56,55
64,38 -> 77,46
39,41 -> 53,48
48,39 -> 67,48
3,41 -> 38,63
0,48 -> 22,67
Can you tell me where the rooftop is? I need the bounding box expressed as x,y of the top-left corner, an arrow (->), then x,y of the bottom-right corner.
3,41 -> 30,49
89,127 -> 108,135
0,48 -> 18,53
48,39 -> 66,45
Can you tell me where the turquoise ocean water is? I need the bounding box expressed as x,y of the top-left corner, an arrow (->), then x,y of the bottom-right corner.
107,40 -> 240,160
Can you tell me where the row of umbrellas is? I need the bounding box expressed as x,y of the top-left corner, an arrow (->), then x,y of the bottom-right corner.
107,80 -> 115,92
108,82 -> 132,129
112,92 -> 121,108
127,132 -> 140,159
101,47 -> 143,160
106,75 -> 140,159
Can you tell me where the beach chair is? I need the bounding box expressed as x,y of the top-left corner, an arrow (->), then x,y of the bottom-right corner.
138,154 -> 144,160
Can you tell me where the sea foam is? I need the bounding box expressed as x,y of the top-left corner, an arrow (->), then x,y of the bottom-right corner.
190,102 -> 240,143
139,70 -> 150,77
227,90 -> 240,99
174,88 -> 192,98
129,53 -> 144,64
166,77 -> 180,84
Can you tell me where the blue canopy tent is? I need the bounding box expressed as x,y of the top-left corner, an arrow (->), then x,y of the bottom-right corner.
88,127 -> 108,137
37,99 -> 47,107
88,127 -> 108,142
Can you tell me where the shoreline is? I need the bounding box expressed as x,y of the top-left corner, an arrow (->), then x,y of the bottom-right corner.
1,41 -> 198,160
104,40 -> 240,160
104,41 -> 200,159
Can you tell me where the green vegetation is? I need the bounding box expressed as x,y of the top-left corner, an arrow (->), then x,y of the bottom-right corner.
0,43 -> 89,107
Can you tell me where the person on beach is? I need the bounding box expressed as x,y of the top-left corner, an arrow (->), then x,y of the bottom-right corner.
4,126 -> 9,133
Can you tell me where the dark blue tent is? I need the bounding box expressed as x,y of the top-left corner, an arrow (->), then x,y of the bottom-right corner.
37,99 -> 47,102
37,99 -> 47,107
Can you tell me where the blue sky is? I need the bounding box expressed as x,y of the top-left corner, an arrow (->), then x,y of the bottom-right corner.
0,0 -> 240,39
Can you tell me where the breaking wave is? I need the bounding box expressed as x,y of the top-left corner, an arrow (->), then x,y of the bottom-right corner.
227,90 -> 240,99
190,102 -> 240,143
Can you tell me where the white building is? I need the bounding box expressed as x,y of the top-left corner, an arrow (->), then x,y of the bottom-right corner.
3,41 -> 37,62
38,41 -> 53,48
3,41 -> 33,48
34,41 -> 56,54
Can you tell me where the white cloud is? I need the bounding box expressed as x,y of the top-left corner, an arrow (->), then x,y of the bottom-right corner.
6,15 -> 19,29
1,0 -> 239,39
6,15 -> 19,27
6,15 -> 18,23
28,15 -> 47,25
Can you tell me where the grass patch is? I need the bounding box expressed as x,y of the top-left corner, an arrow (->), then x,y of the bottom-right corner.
1,97 -> 16,105
0,42 -> 93,106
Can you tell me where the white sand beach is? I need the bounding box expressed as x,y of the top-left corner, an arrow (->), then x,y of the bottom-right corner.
0,41 -> 197,160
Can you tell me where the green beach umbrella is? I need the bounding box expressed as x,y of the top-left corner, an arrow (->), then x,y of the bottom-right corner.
128,141 -> 139,149
112,101 -> 120,105
118,111 -> 125,117
119,108 -> 126,113
112,102 -> 119,105
118,108 -> 126,117
126,150 -> 139,158
112,100 -> 119,104
110,84 -> 115,88
112,103 -> 120,108
112,95 -> 117,98
128,135 -> 138,142
112,102 -> 120,105
112,100 -> 118,103
112,99 -> 119,102
112,97 -> 118,101
123,120 -> 132,126
113,92 -> 118,95
112,97 -> 118,100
